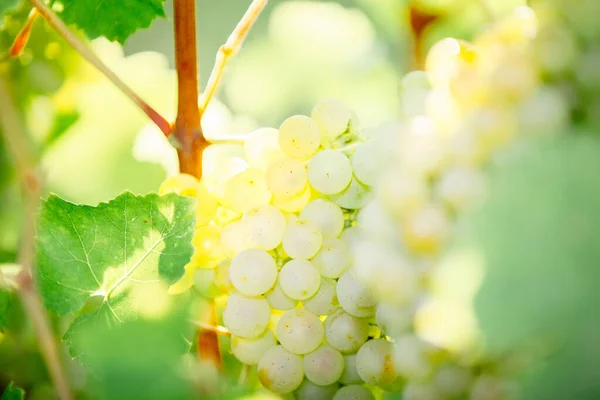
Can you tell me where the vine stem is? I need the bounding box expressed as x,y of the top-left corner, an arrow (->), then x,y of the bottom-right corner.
28,0 -> 172,137
10,8 -> 39,57
199,0 -> 268,114
0,79 -> 73,400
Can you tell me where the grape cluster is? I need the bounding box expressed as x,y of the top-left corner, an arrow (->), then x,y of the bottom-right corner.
158,6 -> 558,399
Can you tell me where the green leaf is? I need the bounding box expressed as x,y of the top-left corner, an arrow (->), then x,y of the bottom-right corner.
0,287 -> 16,333
1,382 -> 25,400
57,0 -> 167,44
0,0 -> 21,22
35,192 -> 196,355
43,110 -> 80,150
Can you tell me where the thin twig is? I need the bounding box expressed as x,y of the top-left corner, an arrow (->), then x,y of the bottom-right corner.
0,78 -> 73,400
199,0 -> 268,114
29,0 -> 172,137
10,8 -> 39,57
191,320 -> 231,337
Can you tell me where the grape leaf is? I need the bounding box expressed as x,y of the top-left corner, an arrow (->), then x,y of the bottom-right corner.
36,192 -> 196,356
57,0 -> 167,44
0,382 -> 24,400
0,287 -> 14,332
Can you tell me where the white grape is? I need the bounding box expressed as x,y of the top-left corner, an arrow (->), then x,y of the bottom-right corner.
376,302 -> 414,337
220,220 -> 255,257
393,334 -> 433,381
307,150 -> 353,194
311,238 -> 352,279
243,205 -> 287,250
437,166 -> 485,210
266,281 -> 297,311
329,177 -> 372,210
324,309 -> 369,353
311,98 -> 353,139
403,204 -> 450,255
303,344 -> 345,386
340,226 -> 364,249
279,259 -> 321,301
231,330 -> 277,365
266,157 -> 308,197
224,168 -> 272,213
351,140 -> 379,186
303,278 -> 338,316
278,115 -> 321,160
355,339 -> 397,386
273,184 -> 312,213
337,270 -> 377,318
433,364 -> 472,397
339,353 -> 362,385
357,200 -> 401,245
223,293 -> 270,338
332,385 -> 375,400
377,170 -> 428,218
277,309 -> 324,355
300,199 -> 345,239
257,345 -> 304,394
294,380 -> 338,400
229,249 -> 277,296
244,127 -> 286,171
282,219 -> 323,259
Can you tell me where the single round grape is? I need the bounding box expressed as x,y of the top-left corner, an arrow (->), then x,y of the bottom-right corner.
307,150 -> 353,194
272,184 -> 312,213
376,302 -> 414,337
339,353 -> 362,385
329,177 -> 372,209
300,199 -> 344,239
337,270 -> 377,318
355,339 -> 397,386
229,249 -> 277,296
294,380 -> 338,400
311,238 -> 352,279
243,205 -> 286,250
437,166 -> 485,210
224,168 -> 272,213
220,219 -> 255,258
433,364 -> 472,397
340,226 -> 365,249
277,309 -> 324,355
278,115 -> 321,160
257,345 -> 304,394
222,293 -> 270,338
357,200 -> 401,245
158,173 -> 199,197
311,98 -> 353,139
244,127 -> 286,171
303,344 -> 345,386
324,309 -> 369,353
332,385 -> 375,400
303,278 -> 338,316
282,219 -> 323,259
279,259 -> 321,301
231,330 -> 277,365
403,204 -> 450,255
351,141 -> 379,186
403,383 -> 443,400
203,156 -> 248,201
393,335 -> 433,381
377,171 -> 428,219
266,157 -> 308,197
266,281 -> 297,311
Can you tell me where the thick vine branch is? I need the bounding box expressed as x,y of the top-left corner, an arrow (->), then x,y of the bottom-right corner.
199,0 -> 268,114
28,0 -> 171,136
0,79 -> 73,400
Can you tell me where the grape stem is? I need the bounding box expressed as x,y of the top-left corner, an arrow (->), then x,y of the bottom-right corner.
28,0 -> 172,137
191,320 -> 231,337
9,7 -> 39,57
199,0 -> 268,115
0,78 -> 73,400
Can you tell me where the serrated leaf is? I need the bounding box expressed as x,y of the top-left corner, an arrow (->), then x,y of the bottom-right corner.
36,192 -> 195,316
57,0 -> 167,44
0,382 -> 24,400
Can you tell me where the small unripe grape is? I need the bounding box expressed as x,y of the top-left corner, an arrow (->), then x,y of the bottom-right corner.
278,115 -> 321,160
308,150 -> 353,194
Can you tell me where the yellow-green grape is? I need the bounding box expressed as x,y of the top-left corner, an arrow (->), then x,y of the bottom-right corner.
303,344 -> 345,386
307,150 -> 353,194
231,330 -> 277,365
228,249 -> 277,296
266,157 -> 308,197
244,127 -> 286,171
336,270 -> 377,318
203,156 -> 248,200
279,259 -> 321,301
311,238 -> 352,279
294,380 -> 338,400
223,293 -> 271,338
220,219 -> 256,258
377,170 -> 428,219
224,168 -> 272,213
393,335 -> 434,381
266,281 -> 297,311
158,173 -> 199,197
277,309 -> 324,355
351,140 -> 379,186
300,199 -> 344,239
278,115 -> 321,160
189,226 -> 225,268
403,383 -> 443,400
433,364 -> 473,397
425,38 -> 477,88
282,219 -> 323,259
311,98 -> 353,140
214,260 -> 233,293
355,339 -> 397,386
324,309 -> 369,354
329,177 -> 372,210
437,166 -> 485,210
333,385 -> 375,400
195,181 -> 219,226
376,302 -> 414,337
272,184 -> 313,213
402,205 -> 450,255
339,354 -> 363,385
258,345 -> 304,394
243,205 -> 287,251
302,278 -> 338,316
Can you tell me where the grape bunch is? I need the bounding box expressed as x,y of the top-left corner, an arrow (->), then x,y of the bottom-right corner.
157,5 -> 560,399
